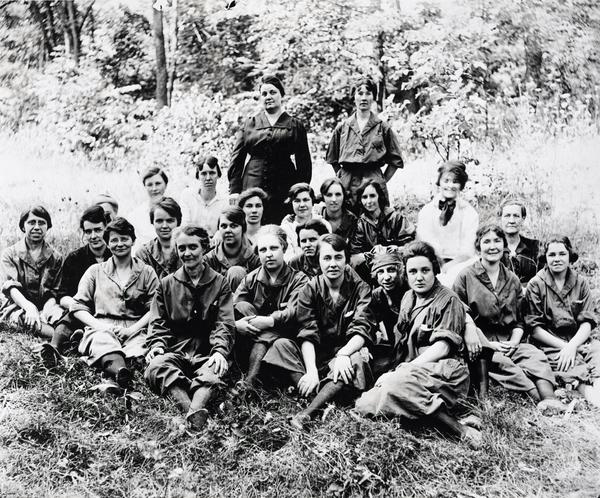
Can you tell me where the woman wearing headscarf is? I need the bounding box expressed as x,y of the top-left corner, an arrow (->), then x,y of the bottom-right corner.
228,75 -> 312,223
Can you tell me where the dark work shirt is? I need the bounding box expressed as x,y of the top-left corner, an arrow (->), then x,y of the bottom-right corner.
56,244 -> 111,300
502,235 -> 540,285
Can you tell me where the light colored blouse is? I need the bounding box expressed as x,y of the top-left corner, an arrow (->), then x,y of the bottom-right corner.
417,194 -> 479,261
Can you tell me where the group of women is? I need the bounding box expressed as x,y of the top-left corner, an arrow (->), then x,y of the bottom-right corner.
0,75 -> 598,449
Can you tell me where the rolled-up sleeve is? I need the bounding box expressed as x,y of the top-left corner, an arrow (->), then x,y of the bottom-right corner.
0,246 -> 22,296
70,266 -> 97,314
427,295 -> 465,351
209,279 -> 235,358
296,283 -> 321,345
576,279 -> 597,328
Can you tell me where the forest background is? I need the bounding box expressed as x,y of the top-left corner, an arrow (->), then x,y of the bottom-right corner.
0,0 -> 600,496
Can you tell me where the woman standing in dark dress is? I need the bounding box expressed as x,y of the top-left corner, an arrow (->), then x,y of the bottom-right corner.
228,75 -> 312,223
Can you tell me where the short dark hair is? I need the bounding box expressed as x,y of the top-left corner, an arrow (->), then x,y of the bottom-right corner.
402,241 -> 442,276
218,206 -> 247,233
541,235 -> 579,264
498,198 -> 527,219
256,224 -> 289,252
317,233 -> 350,264
319,177 -> 351,209
475,223 -> 507,252
260,75 -> 285,97
286,182 -> 316,205
356,179 -> 389,212
103,217 -> 136,243
19,205 -> 52,232
173,225 -> 211,253
351,77 -> 377,100
80,205 -> 107,229
296,218 -> 329,238
149,197 -> 182,225
193,154 -> 222,179
436,161 -> 468,190
238,187 -> 268,209
142,166 -> 169,186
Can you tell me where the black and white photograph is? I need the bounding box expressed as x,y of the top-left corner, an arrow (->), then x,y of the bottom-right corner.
0,0 -> 599,496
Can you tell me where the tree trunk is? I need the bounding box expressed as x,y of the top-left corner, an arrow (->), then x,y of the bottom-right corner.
28,2 -> 52,64
166,0 -> 179,106
153,2 -> 169,108
65,0 -> 80,64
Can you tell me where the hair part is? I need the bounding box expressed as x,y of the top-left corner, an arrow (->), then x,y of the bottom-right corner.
142,166 -> 169,186
286,182 -> 316,205
436,161 -> 468,190
317,233 -> 350,263
498,197 -> 527,219
19,205 -> 52,232
149,196 -> 182,225
238,187 -> 268,210
475,223 -> 508,252
351,77 -> 377,100
356,179 -> 389,212
103,217 -> 136,244
80,205 -> 108,229
542,235 -> 579,264
193,154 -> 222,179
256,224 -> 289,252
402,241 -> 442,276
296,218 -> 329,238
218,206 -> 247,233
173,224 -> 212,253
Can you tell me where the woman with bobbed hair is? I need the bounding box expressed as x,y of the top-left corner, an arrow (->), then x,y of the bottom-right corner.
416,161 -> 479,284
0,205 -> 63,338
233,225 -> 308,390
326,77 -> 404,208
350,179 -> 415,280
281,183 -> 332,261
318,177 -> 358,242
228,75 -> 312,223
237,187 -> 268,245
526,235 -> 600,407
145,224 -> 235,431
129,165 -> 171,249
355,241 -> 481,448
453,224 -> 562,413
136,197 -> 182,279
71,217 -> 159,391
204,207 -> 260,292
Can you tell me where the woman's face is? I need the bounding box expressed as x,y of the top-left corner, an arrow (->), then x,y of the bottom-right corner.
375,264 -> 401,292
439,173 -> 461,200
176,233 -> 204,270
478,230 -> 504,264
144,174 -> 167,201
107,231 -> 133,259
500,204 -> 524,235
406,255 -> 436,295
260,84 -> 282,114
361,185 -> 380,214
198,163 -> 219,190
354,85 -> 374,113
298,228 -> 320,258
82,220 -> 106,251
292,191 -> 313,218
242,196 -> 264,225
219,217 -> 243,246
319,241 -> 346,281
153,207 -> 178,241
546,242 -> 570,275
256,234 -> 285,272
324,183 -> 344,214
23,213 -> 48,243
